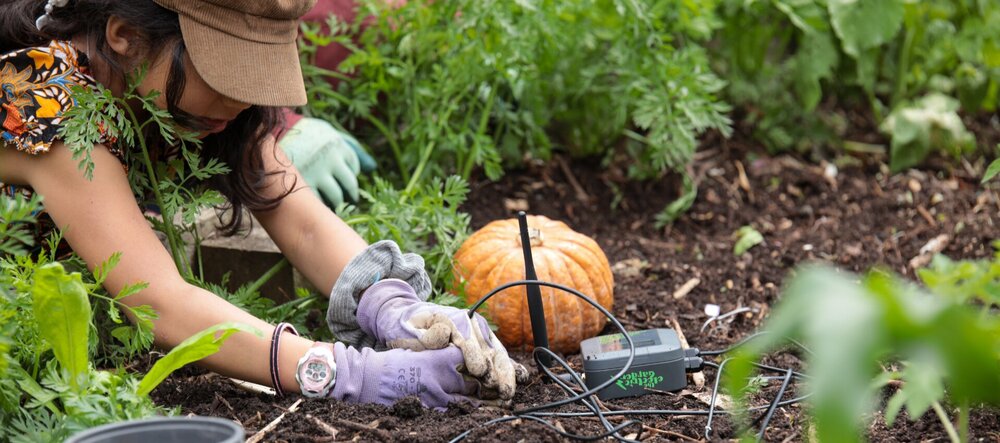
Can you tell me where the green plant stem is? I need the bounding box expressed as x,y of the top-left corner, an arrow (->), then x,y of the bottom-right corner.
462,85 -> 498,180
958,401 -> 969,443
891,24 -> 914,109
124,105 -> 187,275
193,228 -> 204,281
366,115 -> 404,180
245,258 -> 289,296
344,215 -> 374,226
931,400 -> 961,443
403,140 -> 437,197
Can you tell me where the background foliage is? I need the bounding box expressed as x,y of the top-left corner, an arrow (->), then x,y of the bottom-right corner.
714,0 -> 999,166
301,0 -> 732,222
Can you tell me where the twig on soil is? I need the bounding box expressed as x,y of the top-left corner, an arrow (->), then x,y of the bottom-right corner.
212,391 -> 234,414
672,278 -> 701,300
780,430 -> 802,443
642,387 -> 679,396
735,160 -> 754,204
642,425 -> 701,442
246,398 -> 302,443
229,378 -> 276,396
909,234 -> 951,270
916,205 -> 938,227
670,316 -> 705,389
557,156 -> 592,203
308,414 -> 340,438
328,417 -> 393,441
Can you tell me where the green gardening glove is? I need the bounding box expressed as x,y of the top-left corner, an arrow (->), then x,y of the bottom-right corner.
278,117 -> 376,207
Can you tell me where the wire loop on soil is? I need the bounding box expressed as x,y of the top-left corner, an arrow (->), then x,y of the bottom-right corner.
453,279 -> 810,442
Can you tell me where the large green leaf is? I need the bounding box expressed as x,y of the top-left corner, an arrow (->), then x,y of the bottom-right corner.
881,94 -> 975,172
137,322 -> 261,397
793,30 -> 839,110
828,0 -> 904,57
983,156 -> 1000,183
727,265 -> 1000,441
30,263 -> 91,391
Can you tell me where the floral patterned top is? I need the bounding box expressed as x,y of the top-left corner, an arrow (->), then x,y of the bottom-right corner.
1,40 -> 124,252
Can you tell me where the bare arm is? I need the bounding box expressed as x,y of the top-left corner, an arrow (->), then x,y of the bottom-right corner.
252,135 -> 369,295
22,143 -> 312,393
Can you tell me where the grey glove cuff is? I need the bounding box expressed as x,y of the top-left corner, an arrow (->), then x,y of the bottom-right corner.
326,240 -> 432,349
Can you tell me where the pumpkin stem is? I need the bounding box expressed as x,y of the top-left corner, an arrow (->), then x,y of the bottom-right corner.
515,228 -> 544,247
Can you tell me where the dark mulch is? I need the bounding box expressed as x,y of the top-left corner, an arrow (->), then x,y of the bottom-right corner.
151,117 -> 1000,441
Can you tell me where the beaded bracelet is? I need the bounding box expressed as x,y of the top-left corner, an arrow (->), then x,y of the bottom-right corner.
270,322 -> 299,397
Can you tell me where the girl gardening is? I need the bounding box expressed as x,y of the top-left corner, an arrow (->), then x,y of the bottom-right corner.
0,0 -> 520,409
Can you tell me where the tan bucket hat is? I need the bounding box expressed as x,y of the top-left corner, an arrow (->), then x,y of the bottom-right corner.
153,0 -> 317,107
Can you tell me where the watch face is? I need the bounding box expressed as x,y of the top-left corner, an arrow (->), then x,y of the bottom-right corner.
305,360 -> 330,383
297,346 -> 336,397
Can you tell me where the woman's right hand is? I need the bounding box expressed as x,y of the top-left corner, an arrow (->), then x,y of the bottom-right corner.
329,342 -> 480,410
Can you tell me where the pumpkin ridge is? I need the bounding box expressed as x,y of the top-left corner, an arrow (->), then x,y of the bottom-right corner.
489,248 -> 527,350
549,237 -> 613,288
561,246 -> 599,339
545,250 -> 583,349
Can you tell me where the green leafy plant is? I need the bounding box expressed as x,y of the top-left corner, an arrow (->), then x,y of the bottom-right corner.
726,261 -> 1000,442
733,225 -> 764,256
59,66 -> 224,279
339,175 -> 471,304
715,0 -> 999,163
0,194 -> 42,257
302,0 -> 730,221
29,263 -> 92,391
982,145 -> 1000,183
137,322 -> 261,397
881,93 -> 976,172
0,243 -> 259,440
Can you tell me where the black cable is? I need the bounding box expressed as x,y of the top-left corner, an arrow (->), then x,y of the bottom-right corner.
533,346 -> 640,443
752,362 -> 810,380
704,357 -> 732,440
757,368 -> 793,441
530,394 -> 814,418
467,280 -> 636,415
460,280 -> 638,442
697,331 -> 770,356
449,278 -> 809,442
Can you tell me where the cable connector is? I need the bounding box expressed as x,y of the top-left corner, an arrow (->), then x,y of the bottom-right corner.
684,356 -> 705,371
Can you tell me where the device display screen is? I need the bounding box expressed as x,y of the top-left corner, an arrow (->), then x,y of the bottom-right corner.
598,333 -> 658,352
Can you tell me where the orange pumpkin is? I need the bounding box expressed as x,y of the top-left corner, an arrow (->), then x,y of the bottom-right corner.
452,215 -> 614,354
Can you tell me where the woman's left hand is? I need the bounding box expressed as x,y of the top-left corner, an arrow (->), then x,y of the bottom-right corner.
277,117 -> 375,207
357,279 -> 528,400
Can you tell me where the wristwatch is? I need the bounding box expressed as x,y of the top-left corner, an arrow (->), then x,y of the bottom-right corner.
295,343 -> 337,398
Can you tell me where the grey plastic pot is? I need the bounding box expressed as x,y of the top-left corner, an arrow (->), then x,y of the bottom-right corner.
66,417 -> 244,443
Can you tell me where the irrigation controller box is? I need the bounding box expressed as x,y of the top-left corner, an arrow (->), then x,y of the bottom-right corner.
581,328 -> 687,400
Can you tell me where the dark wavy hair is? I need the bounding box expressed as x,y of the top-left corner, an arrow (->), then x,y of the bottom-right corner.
0,0 -> 292,234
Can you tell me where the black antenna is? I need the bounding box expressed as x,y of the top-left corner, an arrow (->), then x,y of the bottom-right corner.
518,211 -> 552,367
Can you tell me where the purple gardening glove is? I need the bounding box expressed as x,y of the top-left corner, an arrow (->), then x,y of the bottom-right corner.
357,279 -> 528,401
330,342 -> 478,410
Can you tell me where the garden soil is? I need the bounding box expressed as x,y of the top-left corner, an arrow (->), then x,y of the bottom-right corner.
151,114 -> 1000,442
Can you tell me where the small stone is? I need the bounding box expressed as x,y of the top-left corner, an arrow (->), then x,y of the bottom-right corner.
503,198 -> 529,212
704,304 -> 721,317
908,179 -> 922,193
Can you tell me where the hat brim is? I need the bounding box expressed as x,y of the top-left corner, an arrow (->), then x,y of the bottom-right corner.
179,16 -> 308,107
